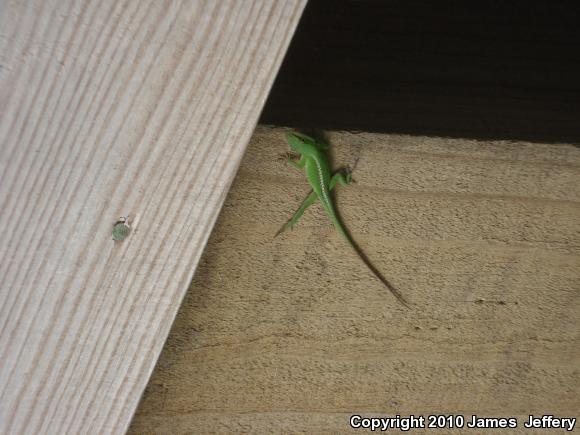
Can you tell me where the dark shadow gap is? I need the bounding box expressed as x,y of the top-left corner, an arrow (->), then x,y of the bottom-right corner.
260,0 -> 580,144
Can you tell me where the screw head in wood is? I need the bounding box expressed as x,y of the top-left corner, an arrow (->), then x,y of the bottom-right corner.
112,216 -> 131,241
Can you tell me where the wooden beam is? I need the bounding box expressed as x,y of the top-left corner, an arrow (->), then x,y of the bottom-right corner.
130,126 -> 580,433
0,1 -> 305,433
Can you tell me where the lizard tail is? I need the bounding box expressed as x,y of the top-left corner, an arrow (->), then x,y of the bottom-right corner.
351,239 -> 411,309
329,212 -> 411,309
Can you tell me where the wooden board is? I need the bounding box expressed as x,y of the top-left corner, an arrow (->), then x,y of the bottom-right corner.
130,126 -> 580,434
0,2 -> 305,434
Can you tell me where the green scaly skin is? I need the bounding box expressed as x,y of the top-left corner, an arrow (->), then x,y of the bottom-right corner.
277,132 -> 410,308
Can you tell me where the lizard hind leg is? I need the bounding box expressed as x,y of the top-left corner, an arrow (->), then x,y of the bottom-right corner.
276,169 -> 349,238
274,190 -> 318,238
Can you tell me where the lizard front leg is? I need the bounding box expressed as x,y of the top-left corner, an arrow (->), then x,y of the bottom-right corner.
285,154 -> 306,170
329,169 -> 352,187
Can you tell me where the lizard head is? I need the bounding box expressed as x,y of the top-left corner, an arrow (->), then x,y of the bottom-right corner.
285,132 -> 320,154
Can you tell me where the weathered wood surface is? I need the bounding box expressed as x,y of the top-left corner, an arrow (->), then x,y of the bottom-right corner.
0,2 -> 305,434
130,126 -> 580,434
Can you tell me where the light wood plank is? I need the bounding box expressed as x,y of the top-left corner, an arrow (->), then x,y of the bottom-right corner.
130,126 -> 580,434
0,2 -> 305,434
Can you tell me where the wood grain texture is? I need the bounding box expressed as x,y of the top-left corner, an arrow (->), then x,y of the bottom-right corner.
0,2 -> 305,434
130,126 -> 580,434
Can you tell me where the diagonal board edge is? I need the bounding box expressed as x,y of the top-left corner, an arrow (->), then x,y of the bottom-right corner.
0,1 -> 306,433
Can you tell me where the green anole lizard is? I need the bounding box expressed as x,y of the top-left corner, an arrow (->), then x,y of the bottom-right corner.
276,132 -> 410,308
